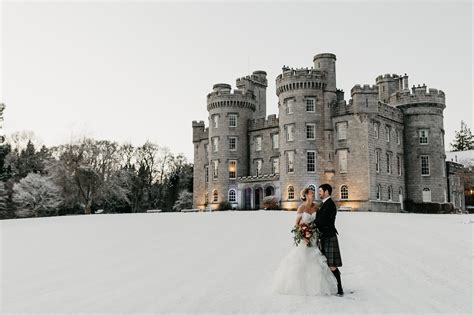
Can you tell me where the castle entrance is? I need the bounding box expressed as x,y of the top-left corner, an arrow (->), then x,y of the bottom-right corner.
243,188 -> 252,209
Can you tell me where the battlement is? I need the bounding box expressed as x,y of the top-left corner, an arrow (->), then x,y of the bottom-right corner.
377,102 -> 404,123
275,67 -> 326,96
248,114 -> 279,131
236,70 -> 268,87
376,73 -> 401,83
351,84 -> 379,96
276,67 -> 325,80
389,84 -> 445,106
192,120 -> 205,128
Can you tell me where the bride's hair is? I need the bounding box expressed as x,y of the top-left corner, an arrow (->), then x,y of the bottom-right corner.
300,187 -> 314,201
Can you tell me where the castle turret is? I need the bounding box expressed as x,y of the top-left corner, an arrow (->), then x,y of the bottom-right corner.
392,85 -> 447,204
206,80 -> 257,209
236,70 -> 267,120
275,60 -> 328,209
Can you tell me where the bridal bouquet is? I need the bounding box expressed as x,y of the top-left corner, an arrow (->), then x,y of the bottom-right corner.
291,222 -> 319,247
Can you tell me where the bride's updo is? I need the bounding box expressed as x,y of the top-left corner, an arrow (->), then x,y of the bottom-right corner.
300,186 -> 314,201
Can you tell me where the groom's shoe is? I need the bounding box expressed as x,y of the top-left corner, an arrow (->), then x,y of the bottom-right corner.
332,268 -> 344,296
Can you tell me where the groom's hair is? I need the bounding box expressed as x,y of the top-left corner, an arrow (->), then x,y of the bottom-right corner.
318,184 -> 332,195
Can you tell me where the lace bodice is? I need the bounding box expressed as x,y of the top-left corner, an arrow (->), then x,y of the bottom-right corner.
297,212 -> 316,224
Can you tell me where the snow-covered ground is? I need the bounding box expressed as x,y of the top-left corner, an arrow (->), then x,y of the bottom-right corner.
1,211 -> 472,314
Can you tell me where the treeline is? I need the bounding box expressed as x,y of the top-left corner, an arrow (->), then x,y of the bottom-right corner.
0,135 -> 193,219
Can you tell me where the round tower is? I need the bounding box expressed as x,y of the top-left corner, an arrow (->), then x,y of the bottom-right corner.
275,65 -> 327,210
392,85 -> 447,204
206,83 -> 256,209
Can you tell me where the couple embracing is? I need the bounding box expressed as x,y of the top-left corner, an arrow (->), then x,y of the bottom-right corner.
272,184 -> 344,296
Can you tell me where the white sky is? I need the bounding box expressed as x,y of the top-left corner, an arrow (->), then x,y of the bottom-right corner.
1,0 -> 472,161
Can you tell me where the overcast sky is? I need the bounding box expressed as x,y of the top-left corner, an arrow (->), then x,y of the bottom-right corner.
1,0 -> 472,161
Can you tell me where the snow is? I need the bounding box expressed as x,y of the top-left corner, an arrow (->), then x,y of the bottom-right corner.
1,211 -> 472,313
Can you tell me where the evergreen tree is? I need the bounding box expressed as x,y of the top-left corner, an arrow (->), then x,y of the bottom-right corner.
451,120 -> 474,151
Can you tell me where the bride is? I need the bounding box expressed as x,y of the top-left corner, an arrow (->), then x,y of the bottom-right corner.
272,187 -> 338,296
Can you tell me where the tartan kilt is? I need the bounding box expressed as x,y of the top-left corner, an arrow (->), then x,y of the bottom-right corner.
318,236 -> 342,267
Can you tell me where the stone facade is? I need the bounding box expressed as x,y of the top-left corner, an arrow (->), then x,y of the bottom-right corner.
192,54 -> 448,212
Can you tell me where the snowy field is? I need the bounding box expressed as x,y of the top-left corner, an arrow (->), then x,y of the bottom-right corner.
1,211 -> 472,314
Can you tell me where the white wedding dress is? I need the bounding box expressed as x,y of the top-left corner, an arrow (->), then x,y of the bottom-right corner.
272,212 -> 338,296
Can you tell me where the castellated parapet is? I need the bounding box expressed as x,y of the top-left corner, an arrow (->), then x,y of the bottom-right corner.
248,114 -> 279,131
389,84 -> 445,107
275,68 -> 326,96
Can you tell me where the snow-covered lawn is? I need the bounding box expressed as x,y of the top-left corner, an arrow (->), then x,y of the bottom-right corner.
1,211 -> 472,314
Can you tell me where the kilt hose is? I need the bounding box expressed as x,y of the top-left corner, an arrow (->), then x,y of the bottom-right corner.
319,235 -> 342,267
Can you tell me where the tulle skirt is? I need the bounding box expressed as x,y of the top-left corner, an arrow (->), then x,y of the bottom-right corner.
272,241 -> 338,296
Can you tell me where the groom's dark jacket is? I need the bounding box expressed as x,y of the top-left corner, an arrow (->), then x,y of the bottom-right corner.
314,197 -> 338,239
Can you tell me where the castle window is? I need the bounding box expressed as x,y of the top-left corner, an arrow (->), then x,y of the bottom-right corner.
306,98 -> 315,112
272,157 -> 279,174
286,124 -> 295,142
421,155 -> 430,176
213,160 -> 218,179
229,160 -> 237,179
337,122 -> 348,140
339,149 -> 348,173
376,184 -> 381,200
374,122 -> 380,139
272,133 -> 279,149
228,189 -> 236,202
285,99 -> 294,114
205,192 -> 208,204
205,165 -> 209,183
388,186 -> 393,201
288,186 -> 295,200
386,153 -> 391,174
307,151 -> 316,172
306,123 -> 316,140
397,156 -> 402,176
212,115 -> 219,129
440,131 -> 444,147
213,190 -> 218,202
255,159 -> 262,176
229,114 -> 237,127
287,151 -> 294,173
385,126 -> 391,142
422,188 -> 431,202
399,187 -> 403,202
255,136 -> 262,152
340,185 -> 348,200
229,136 -> 237,151
419,129 -> 429,145
204,144 -> 209,156
396,130 -> 401,145
376,150 -> 380,173
212,137 -> 218,152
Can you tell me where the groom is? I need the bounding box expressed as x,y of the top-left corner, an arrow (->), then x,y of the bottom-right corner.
315,183 -> 344,296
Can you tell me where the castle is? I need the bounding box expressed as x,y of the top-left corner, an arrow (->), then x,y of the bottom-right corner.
192,53 -> 447,211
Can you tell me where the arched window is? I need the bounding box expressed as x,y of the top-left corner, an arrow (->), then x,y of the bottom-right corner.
265,186 -> 274,196
422,188 -> 431,202
340,185 -> 348,200
288,186 -> 295,200
228,189 -> 236,202
376,184 -> 381,200
399,187 -> 403,202
213,190 -> 218,202
388,186 -> 392,201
